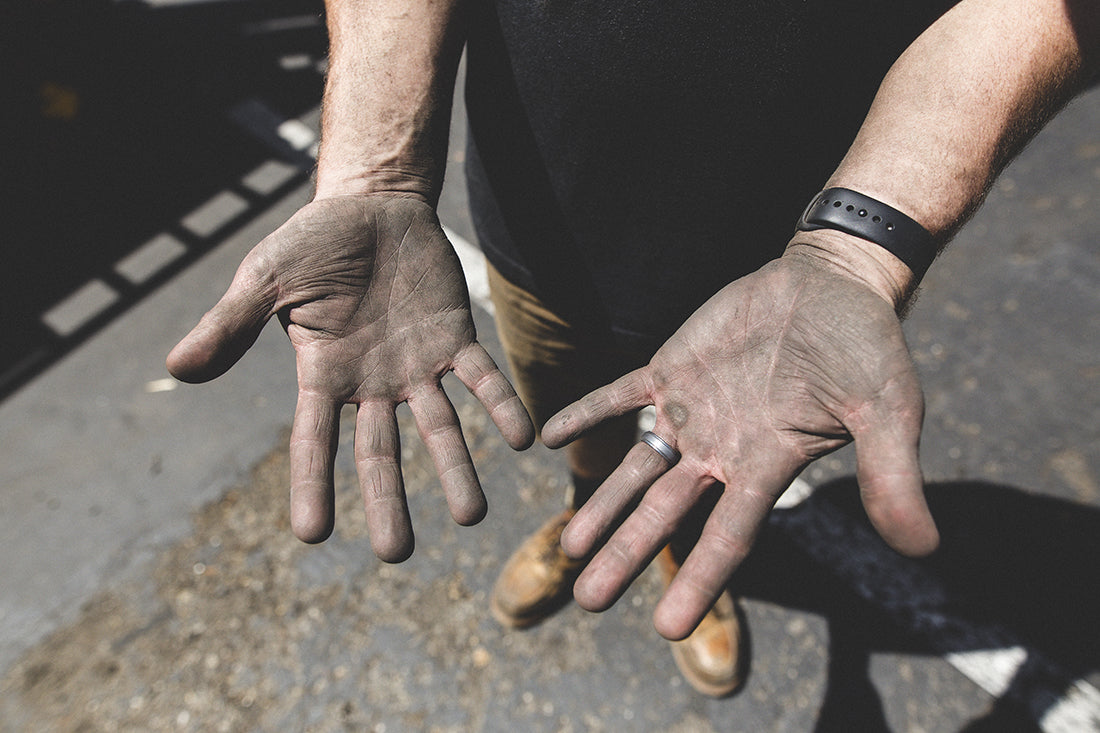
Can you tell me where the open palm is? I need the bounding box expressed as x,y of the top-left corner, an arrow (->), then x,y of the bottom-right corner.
168,195 -> 533,560
543,252 -> 938,639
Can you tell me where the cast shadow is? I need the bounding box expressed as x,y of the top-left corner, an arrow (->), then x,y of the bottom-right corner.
1,0 -> 325,400
733,478 -> 1100,731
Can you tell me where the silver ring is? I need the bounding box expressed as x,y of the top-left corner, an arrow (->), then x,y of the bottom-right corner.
640,430 -> 680,465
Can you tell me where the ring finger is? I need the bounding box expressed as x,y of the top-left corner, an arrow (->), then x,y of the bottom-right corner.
560,438 -> 676,559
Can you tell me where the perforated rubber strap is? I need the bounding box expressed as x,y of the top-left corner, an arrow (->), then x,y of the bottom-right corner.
796,188 -> 936,281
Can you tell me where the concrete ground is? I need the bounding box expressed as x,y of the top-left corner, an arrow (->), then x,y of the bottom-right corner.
2,2 -> 1098,731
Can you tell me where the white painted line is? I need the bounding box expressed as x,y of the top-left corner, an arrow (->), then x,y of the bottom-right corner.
41,280 -> 120,338
1041,680 -> 1100,733
278,54 -> 314,72
945,646 -> 1028,698
229,100 -> 319,166
241,160 -> 300,196
144,378 -> 178,393
443,226 -> 493,316
137,0 -> 240,6
180,191 -> 250,238
114,233 -> 187,285
241,15 -> 323,35
277,119 -> 316,152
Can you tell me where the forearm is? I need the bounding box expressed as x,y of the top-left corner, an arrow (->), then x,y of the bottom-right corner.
315,0 -> 467,203
791,0 -> 1099,305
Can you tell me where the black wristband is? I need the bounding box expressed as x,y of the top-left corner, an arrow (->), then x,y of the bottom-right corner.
796,188 -> 936,280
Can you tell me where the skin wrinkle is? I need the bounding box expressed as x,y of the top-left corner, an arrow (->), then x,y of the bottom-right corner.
840,372 -> 915,437
672,335 -> 713,421
354,405 -> 395,451
769,386 -> 844,453
455,353 -> 499,403
289,437 -> 333,460
858,467 -> 921,502
671,540 -> 746,611
760,270 -> 810,441
670,334 -> 737,477
232,261 -> 280,326
588,544 -> 636,596
404,259 -> 437,295
604,525 -> 659,568
356,452 -> 400,469
281,285 -> 373,343
588,386 -> 626,421
638,449 -> 672,483
734,294 -> 764,461
636,368 -> 658,410
435,460 -> 472,482
727,483 -> 773,517
365,496 -> 407,531
477,376 -> 519,416
381,216 -> 410,328
358,462 -> 399,503
356,423 -> 404,508
671,570 -> 719,605
635,495 -> 673,533
411,403 -> 469,476
608,468 -> 645,505
774,401 -> 850,447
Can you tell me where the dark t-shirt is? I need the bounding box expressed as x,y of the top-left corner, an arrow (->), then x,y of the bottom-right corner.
464,0 -> 955,354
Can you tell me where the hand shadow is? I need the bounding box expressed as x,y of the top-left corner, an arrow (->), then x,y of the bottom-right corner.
731,477 -> 1100,732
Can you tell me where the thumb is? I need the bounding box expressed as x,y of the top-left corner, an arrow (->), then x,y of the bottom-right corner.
167,259 -> 277,383
851,409 -> 940,557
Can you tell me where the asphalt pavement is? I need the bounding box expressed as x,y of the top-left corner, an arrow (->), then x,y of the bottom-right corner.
2,2 -> 1098,731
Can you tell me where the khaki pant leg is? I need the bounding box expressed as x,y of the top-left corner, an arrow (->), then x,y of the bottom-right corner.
486,263 -> 641,494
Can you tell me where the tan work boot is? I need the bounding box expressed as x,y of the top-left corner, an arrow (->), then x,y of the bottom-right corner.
656,546 -> 746,697
491,509 -> 585,628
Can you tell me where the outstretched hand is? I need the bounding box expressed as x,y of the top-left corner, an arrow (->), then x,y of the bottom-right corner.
168,195 -> 534,560
541,248 -> 939,640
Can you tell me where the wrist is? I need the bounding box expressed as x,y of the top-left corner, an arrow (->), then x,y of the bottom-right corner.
783,229 -> 918,312
796,187 -> 937,281
314,161 -> 440,205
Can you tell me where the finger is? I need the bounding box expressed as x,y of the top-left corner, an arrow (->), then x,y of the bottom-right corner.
559,441 -> 674,559
355,401 -> 414,563
288,391 -> 341,544
166,256 -> 277,383
541,368 -> 652,448
408,386 -> 487,526
572,466 -> 713,613
453,343 -> 535,450
652,484 -> 775,640
852,419 -> 939,557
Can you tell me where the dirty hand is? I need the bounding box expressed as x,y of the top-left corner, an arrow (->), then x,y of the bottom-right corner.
167,195 -> 534,560
541,246 -> 939,640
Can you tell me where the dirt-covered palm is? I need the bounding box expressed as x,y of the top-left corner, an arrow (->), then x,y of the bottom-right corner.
168,195 -> 534,560
541,250 -> 939,640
